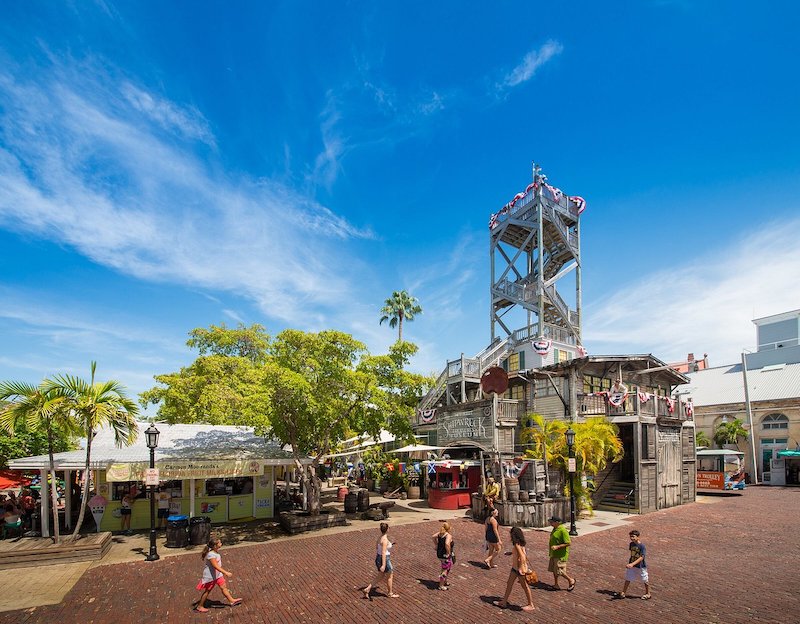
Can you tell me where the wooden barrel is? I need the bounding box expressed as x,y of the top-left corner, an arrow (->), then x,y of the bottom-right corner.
406,485 -> 421,499
344,492 -> 358,513
357,488 -> 370,511
504,477 -> 520,501
519,490 -> 529,502
337,485 -> 349,501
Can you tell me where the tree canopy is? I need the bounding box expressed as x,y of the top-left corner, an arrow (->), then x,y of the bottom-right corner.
264,331 -> 425,513
142,324 -> 431,514
140,323 -> 271,427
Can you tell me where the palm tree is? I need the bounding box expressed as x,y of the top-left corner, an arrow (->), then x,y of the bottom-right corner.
47,362 -> 139,539
714,418 -> 748,447
0,381 -> 76,543
520,413 -> 567,495
526,417 -> 623,514
695,430 -> 711,448
379,290 -> 422,342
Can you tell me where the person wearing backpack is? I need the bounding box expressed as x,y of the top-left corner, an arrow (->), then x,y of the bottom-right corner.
433,522 -> 454,590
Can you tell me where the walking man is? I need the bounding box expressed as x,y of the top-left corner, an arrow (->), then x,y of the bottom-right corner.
548,516 -> 576,591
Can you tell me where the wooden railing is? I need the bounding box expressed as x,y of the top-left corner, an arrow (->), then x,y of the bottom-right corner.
578,393 -> 693,421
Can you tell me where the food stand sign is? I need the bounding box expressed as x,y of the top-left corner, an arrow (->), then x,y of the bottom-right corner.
106,459 -> 265,482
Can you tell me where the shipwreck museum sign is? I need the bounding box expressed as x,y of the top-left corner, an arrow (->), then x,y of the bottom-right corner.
437,406 -> 494,448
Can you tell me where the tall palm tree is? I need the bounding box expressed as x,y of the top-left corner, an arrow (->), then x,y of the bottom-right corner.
47,362 -> 139,539
0,381 -> 76,543
379,290 -> 422,342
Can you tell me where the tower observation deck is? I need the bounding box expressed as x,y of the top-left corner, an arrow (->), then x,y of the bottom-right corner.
417,163 -> 586,411
489,163 -> 584,348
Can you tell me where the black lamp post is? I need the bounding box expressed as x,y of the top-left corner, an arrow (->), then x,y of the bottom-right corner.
565,427 -> 578,536
145,423 -> 160,562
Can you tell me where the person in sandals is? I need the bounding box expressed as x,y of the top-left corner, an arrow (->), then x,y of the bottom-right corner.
494,526 -> 535,612
614,529 -> 651,600
433,522 -> 454,590
194,538 -> 242,612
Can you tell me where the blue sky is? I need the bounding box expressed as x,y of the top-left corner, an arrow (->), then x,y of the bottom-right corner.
2,1 -> 800,408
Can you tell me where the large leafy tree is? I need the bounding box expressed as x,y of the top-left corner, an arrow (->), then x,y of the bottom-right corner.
48,362 -> 139,540
0,383 -> 78,543
264,330 -> 422,514
140,324 -> 271,428
379,290 -> 422,342
524,417 -> 623,513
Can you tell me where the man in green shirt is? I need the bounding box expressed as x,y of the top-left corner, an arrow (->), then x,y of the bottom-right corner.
548,516 -> 576,591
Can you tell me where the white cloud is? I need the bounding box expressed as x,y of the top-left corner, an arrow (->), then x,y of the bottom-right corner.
121,82 -> 215,146
500,40 -> 563,90
310,90 -> 348,189
584,219 -> 800,365
0,61 -> 373,326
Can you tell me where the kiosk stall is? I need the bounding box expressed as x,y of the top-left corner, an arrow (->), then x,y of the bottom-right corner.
426,460 -> 481,509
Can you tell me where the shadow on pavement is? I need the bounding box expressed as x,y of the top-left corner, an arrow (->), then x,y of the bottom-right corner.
416,578 -> 440,591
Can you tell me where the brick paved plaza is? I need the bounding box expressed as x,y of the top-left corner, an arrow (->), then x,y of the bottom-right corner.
4,487 -> 799,624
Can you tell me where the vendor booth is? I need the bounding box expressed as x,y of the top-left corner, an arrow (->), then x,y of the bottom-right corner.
426,459 -> 481,509
9,422 -> 306,537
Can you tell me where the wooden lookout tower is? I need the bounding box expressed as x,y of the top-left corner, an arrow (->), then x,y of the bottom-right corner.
489,163 -> 583,352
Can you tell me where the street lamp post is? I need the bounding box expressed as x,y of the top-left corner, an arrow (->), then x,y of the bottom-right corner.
145,423 -> 160,562
565,427 -> 578,536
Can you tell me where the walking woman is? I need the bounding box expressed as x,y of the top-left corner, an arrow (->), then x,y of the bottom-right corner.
494,526 -> 535,612
433,522 -> 454,590
484,507 -> 502,568
362,522 -> 399,600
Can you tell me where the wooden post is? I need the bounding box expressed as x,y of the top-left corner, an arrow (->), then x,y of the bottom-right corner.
64,469 -> 72,530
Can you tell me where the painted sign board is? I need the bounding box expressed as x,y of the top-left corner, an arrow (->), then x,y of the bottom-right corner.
696,471 -> 724,490
436,406 -> 494,448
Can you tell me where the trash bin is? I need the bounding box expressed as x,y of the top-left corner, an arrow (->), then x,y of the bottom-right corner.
166,514 -> 189,548
189,515 -> 211,545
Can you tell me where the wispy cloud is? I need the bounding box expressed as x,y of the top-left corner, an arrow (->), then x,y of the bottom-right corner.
499,40 -> 563,90
310,90 -> 348,189
0,59 -> 373,325
121,82 -> 215,146
584,219 -> 800,365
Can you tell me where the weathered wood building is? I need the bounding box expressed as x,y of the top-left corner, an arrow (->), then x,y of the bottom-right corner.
414,165 -> 696,517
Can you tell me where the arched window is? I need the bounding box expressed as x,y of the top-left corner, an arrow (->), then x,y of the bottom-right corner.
762,413 -> 789,430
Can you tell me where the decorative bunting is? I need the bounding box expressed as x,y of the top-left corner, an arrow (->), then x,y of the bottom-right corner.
544,183 -> 563,204
418,408 -> 436,424
637,391 -> 650,404
533,338 -> 552,355
666,397 -> 675,413
685,400 -> 694,419
607,391 -> 628,407
577,345 -> 588,357
489,181 -> 586,230
570,196 -> 587,214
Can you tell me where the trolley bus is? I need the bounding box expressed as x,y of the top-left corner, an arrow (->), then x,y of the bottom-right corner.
696,449 -> 746,491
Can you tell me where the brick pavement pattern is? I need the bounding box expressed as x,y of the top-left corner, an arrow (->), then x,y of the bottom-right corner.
4,487 -> 799,624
